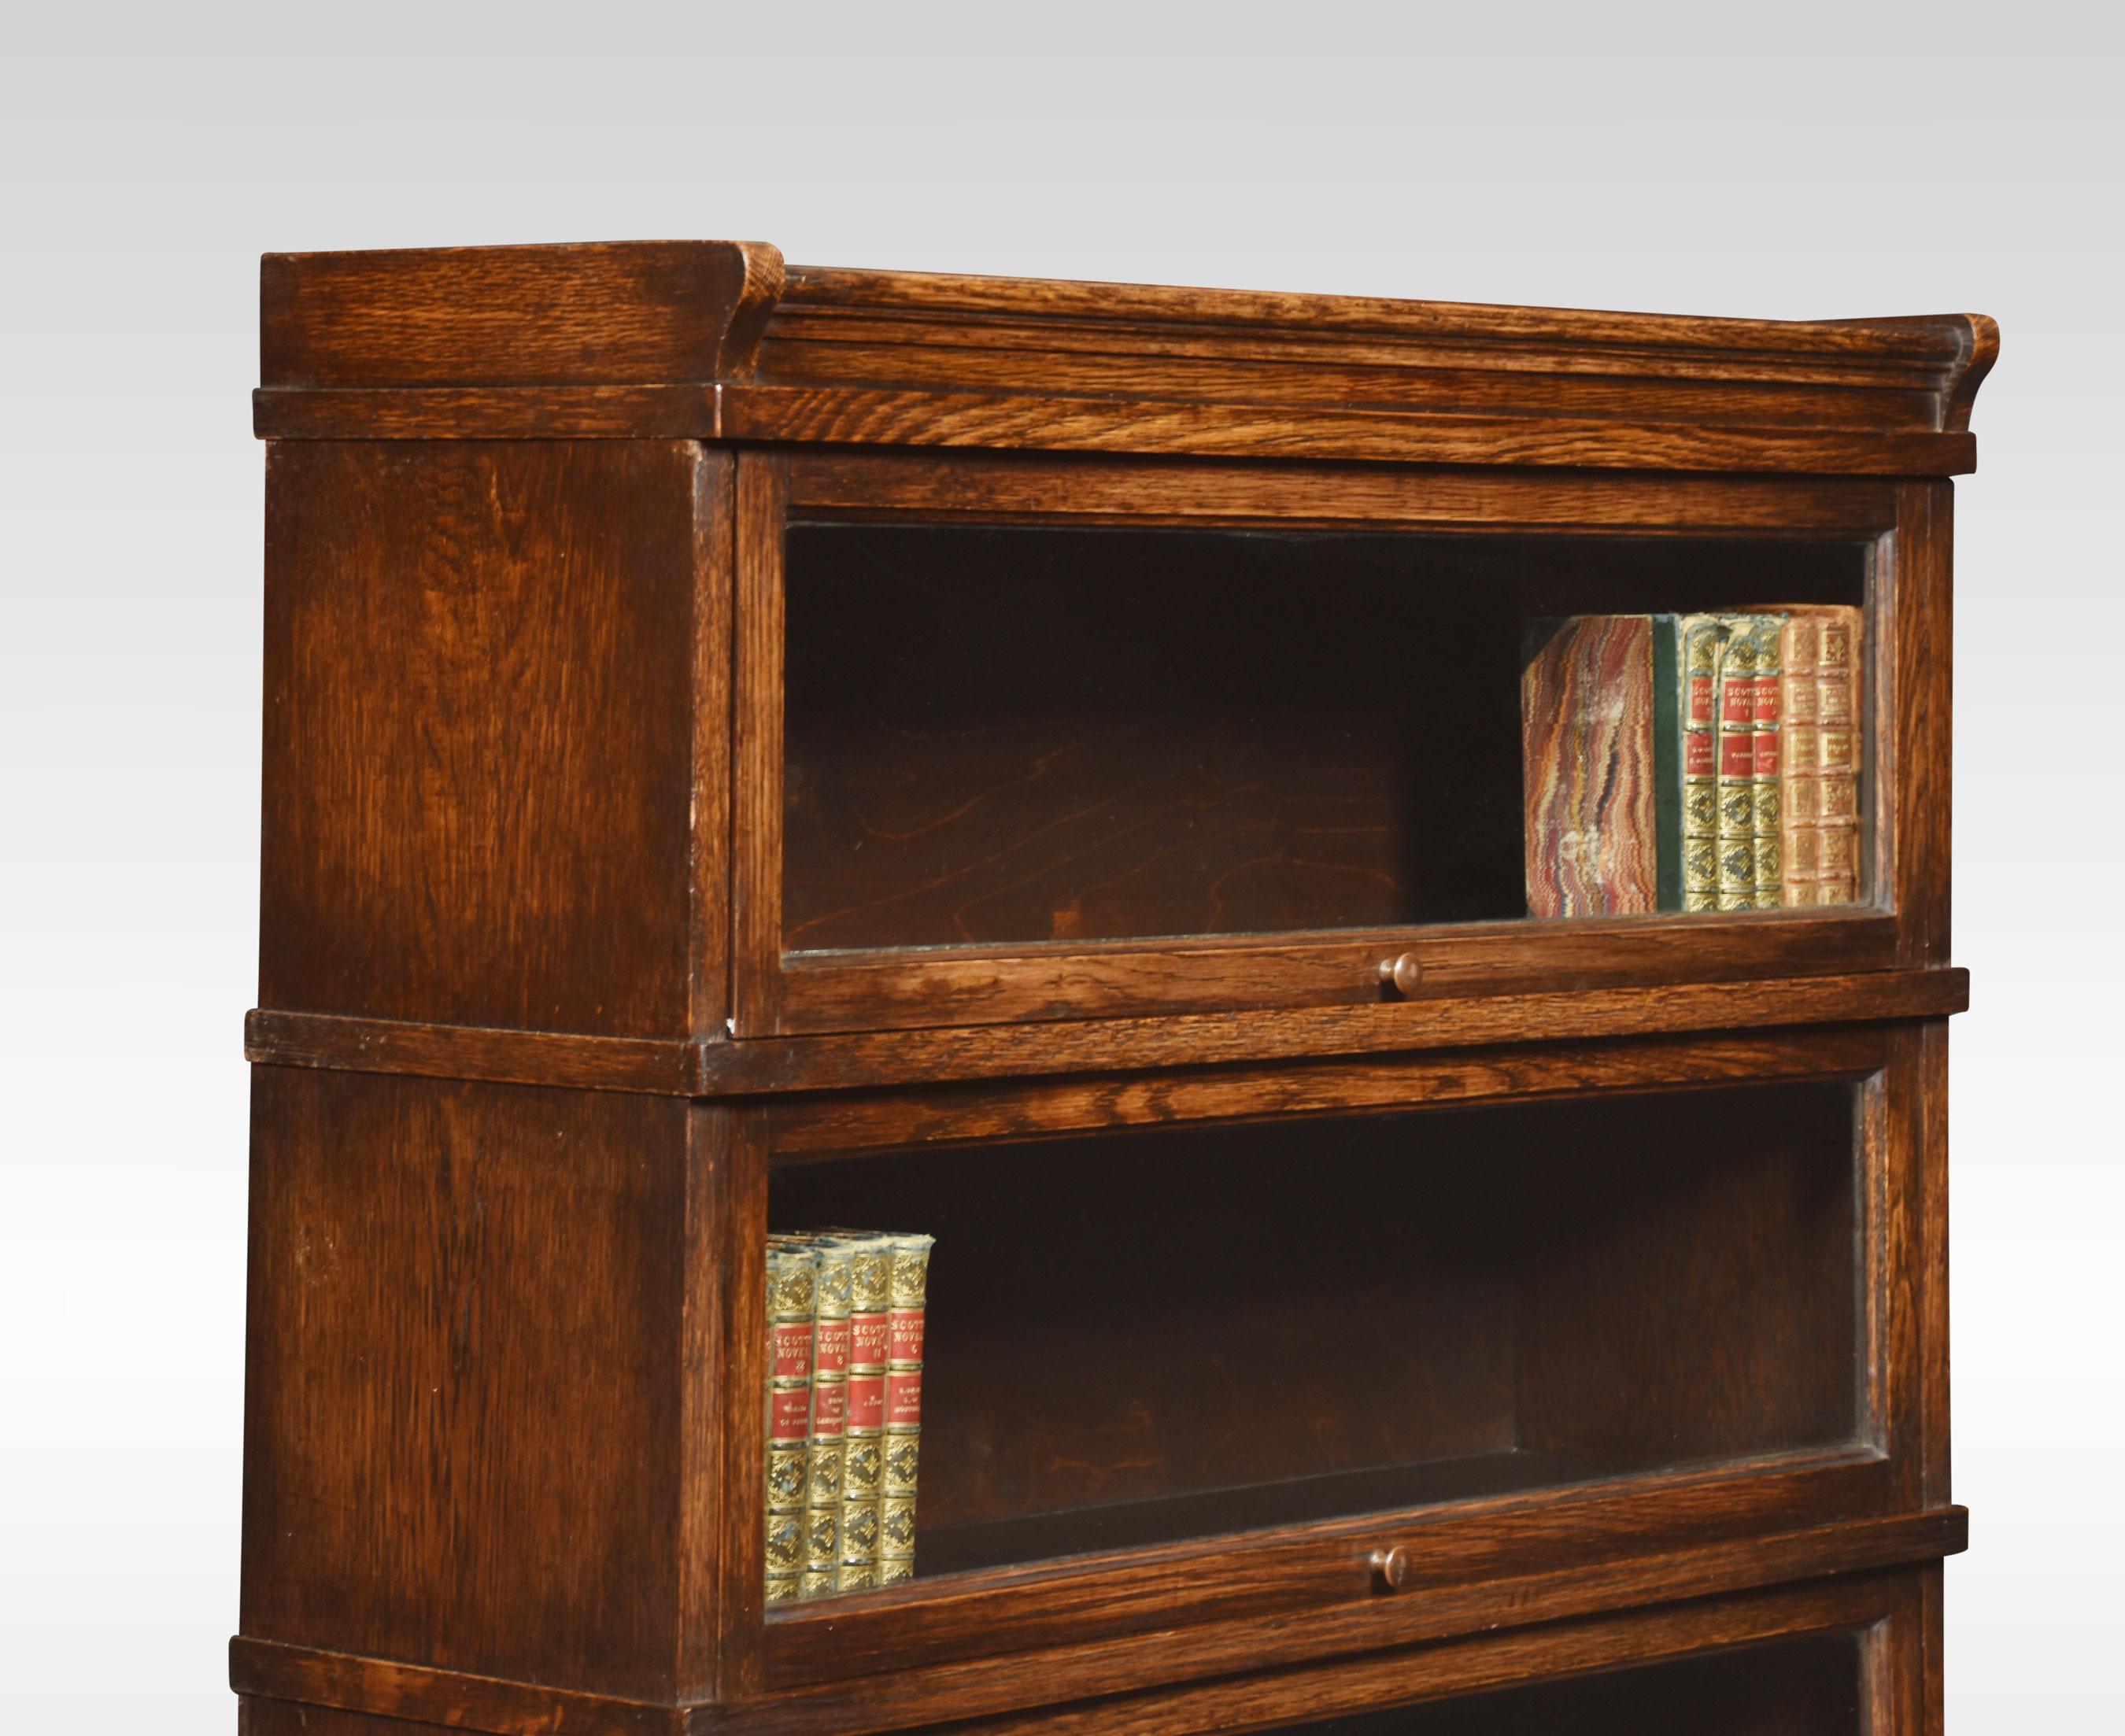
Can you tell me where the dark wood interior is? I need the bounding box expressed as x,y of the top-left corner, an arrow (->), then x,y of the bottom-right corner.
782,524 -> 1865,952
771,1079 -> 1862,1576
1287,1630 -> 1863,1734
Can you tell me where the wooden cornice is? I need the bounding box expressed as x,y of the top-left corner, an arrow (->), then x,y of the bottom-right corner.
253,241 -> 1994,473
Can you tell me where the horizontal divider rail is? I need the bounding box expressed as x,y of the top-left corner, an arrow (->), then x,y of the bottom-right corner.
244,966 -> 1968,1098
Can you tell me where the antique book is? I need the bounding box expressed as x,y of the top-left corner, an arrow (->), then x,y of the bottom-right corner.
763,1243 -> 817,1605
1521,615 -> 1662,917
1674,614 -> 1729,913
772,1234 -> 854,1599
880,1232 -> 937,1586
832,1232 -> 895,1592
1761,604 -> 1865,905
1713,620 -> 1759,911
1745,615 -> 1786,908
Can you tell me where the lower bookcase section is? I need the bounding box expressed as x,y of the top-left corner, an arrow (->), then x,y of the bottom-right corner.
1274,1630 -> 1863,1735
769,1079 -> 1868,1586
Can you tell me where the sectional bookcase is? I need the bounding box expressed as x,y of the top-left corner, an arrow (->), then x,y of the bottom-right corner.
235,243 -> 1990,1735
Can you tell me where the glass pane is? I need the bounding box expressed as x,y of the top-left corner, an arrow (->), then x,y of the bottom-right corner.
768,1080 -> 1864,1583
782,523 -> 1870,951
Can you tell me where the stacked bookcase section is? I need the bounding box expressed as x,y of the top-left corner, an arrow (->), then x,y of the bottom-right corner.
235,242 -> 1990,1736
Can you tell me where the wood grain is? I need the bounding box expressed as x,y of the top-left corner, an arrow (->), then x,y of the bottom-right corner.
261,240 -> 784,386
251,242 -> 1995,470
258,439 -> 708,1036
230,1529 -> 1958,1736
784,449 -> 1906,537
736,1538 -> 1959,1736
241,1069 -> 694,1697
720,383 -> 1977,475
246,967 -> 1968,1097
771,911 -> 1900,1033
766,1027 -> 1889,1158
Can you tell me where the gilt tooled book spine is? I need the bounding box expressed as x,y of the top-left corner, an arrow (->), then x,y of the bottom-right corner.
879,1232 -> 936,1586
1809,606 -> 1864,904
763,1244 -> 817,1605
1713,621 -> 1758,910
1746,615 -> 1785,908
1521,615 -> 1659,918
832,1232 -> 894,1593
1754,604 -> 1864,907
776,1235 -> 853,1600
1673,614 -> 1728,913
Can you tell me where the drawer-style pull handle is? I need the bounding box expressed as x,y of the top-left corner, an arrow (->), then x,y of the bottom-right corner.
1370,1546 -> 1412,1592
1379,953 -> 1424,998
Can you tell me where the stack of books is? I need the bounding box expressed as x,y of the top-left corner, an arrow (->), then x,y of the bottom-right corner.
1521,608 -> 1863,915
765,1229 -> 934,1603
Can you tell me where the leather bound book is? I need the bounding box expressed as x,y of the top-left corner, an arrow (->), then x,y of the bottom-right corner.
1752,604 -> 1865,906
1674,615 -> 1730,913
1809,607 -> 1865,904
763,1243 -> 817,1605
830,1232 -> 894,1592
1713,621 -> 1759,911
776,1235 -> 854,1600
1521,615 -> 1661,918
1745,615 -> 1787,909
880,1232 -> 936,1586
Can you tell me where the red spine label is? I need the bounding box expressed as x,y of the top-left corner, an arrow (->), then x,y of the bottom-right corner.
1687,673 -> 1716,727
845,1372 -> 885,1431
771,1320 -> 813,1383
1720,732 -> 1755,778
849,1312 -> 889,1370
1752,674 -> 1781,726
885,1368 -> 922,1428
769,1387 -> 811,1443
1752,729 -> 1780,780
809,1379 -> 847,1436
888,1306 -> 926,1366
812,1317 -> 851,1377
1684,728 -> 1714,776
1720,674 -> 1756,727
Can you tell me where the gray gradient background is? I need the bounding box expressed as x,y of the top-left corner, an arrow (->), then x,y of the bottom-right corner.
2,9 -> 2118,1729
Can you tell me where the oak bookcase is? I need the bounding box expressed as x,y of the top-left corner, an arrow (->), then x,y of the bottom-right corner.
234,242 -> 1990,1735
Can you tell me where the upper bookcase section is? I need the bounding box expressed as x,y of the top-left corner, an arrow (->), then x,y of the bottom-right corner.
254,240 -> 1996,472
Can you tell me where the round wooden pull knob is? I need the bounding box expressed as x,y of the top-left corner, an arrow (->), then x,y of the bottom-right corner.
1371,1546 -> 1411,1592
1379,953 -> 1424,998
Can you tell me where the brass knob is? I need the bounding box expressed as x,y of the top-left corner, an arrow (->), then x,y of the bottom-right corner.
1371,1546 -> 1411,1593
1379,953 -> 1423,998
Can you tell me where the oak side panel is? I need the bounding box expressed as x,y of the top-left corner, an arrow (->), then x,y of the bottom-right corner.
689,450 -> 737,1038
677,1106 -> 745,1704
259,439 -> 708,1037
240,1067 -> 693,1699
1916,1021 -> 1953,1509
1887,482 -> 1953,966
731,454 -> 789,1033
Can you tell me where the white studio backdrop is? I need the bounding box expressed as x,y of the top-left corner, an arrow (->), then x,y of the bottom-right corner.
2,6 -> 2117,1728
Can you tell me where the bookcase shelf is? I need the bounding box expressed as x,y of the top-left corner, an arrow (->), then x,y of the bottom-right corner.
235,242 -> 1986,1736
